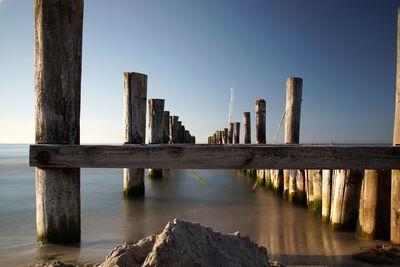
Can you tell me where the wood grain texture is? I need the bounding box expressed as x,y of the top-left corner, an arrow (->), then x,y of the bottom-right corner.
285,78 -> 302,144
255,99 -> 266,144
30,144 -> 400,169
322,169 -> 332,223
123,72 -> 147,144
359,170 -> 390,240
147,99 -> 165,144
34,0 -> 83,243
392,8 -> 400,245
123,72 -> 147,196
162,111 -> 170,144
228,123 -> 234,144
233,122 -> 240,144
243,112 -> 251,144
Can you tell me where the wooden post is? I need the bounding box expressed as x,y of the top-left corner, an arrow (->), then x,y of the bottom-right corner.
233,122 -> 240,144
284,78 -> 302,202
34,0 -> 83,243
322,170 -> 332,223
255,99 -> 266,144
243,112 -> 251,144
392,7 -> 400,245
329,170 -> 363,230
180,125 -> 185,143
305,170 -> 314,211
359,170 -> 391,240
295,170 -> 306,205
162,111 -> 170,144
228,123 -> 234,144
123,72 -> 147,198
170,116 -> 179,143
224,128 -> 228,144
311,170 -> 322,215
148,99 -> 164,178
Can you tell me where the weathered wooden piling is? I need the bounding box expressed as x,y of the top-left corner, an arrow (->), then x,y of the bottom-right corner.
34,0 -> 83,243
170,116 -> 179,143
295,170 -> 306,205
359,170 -> 391,240
255,100 -> 266,144
311,170 -> 322,215
123,72 -> 147,197
321,170 -> 332,223
243,112 -> 251,144
284,78 -> 302,201
148,99 -> 165,178
305,170 -> 314,211
330,170 -> 363,230
392,7 -> 400,245
228,123 -> 234,144
162,111 -> 170,144
233,122 -> 240,144
224,128 -> 228,144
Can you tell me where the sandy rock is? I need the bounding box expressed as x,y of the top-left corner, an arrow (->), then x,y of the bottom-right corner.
99,218 -> 270,267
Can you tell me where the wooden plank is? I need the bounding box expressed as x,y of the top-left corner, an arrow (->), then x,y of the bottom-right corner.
30,144 -> 400,170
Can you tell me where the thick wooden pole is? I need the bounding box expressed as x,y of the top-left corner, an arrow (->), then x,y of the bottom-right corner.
243,112 -> 251,144
330,170 -> 363,230
148,99 -> 164,178
311,170 -> 322,215
255,99 -> 266,144
123,72 -> 147,197
34,0 -> 83,243
228,123 -> 234,144
359,170 -> 390,240
322,169 -> 332,223
162,111 -> 170,144
233,122 -> 240,144
285,78 -> 302,144
223,128 -> 228,144
284,78 -> 302,202
170,116 -> 179,143
392,7 -> 400,245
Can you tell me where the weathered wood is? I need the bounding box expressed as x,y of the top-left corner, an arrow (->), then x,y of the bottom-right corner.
392,7 -> 400,245
228,123 -> 234,144
270,169 -> 283,193
330,170 -> 363,230
170,116 -> 179,143
284,78 -> 302,202
285,78 -> 302,144
295,170 -> 306,205
224,128 -> 228,144
243,112 -> 251,144
147,99 -> 164,178
255,99 -> 266,144
34,0 -> 83,244
321,169 -> 332,223
30,145 -> 400,169
311,170 -> 322,215
123,72 -> 147,197
184,130 -> 190,143
162,111 -> 170,144
305,170 -> 314,211
233,122 -> 240,144
359,170 -> 391,240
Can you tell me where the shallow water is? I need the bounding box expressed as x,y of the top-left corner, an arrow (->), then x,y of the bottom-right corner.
0,144 -> 381,266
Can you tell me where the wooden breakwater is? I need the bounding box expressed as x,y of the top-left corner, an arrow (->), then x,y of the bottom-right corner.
30,1 -> 400,246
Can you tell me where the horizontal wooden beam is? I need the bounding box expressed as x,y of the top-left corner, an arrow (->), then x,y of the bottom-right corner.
29,144 -> 400,170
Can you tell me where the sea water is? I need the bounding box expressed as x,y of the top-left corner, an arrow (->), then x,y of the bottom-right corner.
0,144 -> 382,266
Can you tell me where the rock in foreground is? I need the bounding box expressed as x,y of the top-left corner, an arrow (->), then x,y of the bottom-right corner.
99,218 -> 271,267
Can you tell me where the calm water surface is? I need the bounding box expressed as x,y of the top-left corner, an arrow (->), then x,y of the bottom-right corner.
0,144 -> 382,266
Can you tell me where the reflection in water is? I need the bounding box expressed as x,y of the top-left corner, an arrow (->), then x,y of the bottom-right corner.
0,168 -> 383,266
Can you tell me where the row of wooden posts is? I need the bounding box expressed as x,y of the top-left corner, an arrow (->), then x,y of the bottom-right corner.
123,72 -> 195,196
210,77 -> 390,240
31,1 -> 400,246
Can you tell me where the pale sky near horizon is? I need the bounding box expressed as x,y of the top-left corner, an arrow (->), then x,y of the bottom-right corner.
0,0 -> 398,144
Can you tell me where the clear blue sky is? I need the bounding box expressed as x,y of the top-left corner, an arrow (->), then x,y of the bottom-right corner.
0,0 -> 398,144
